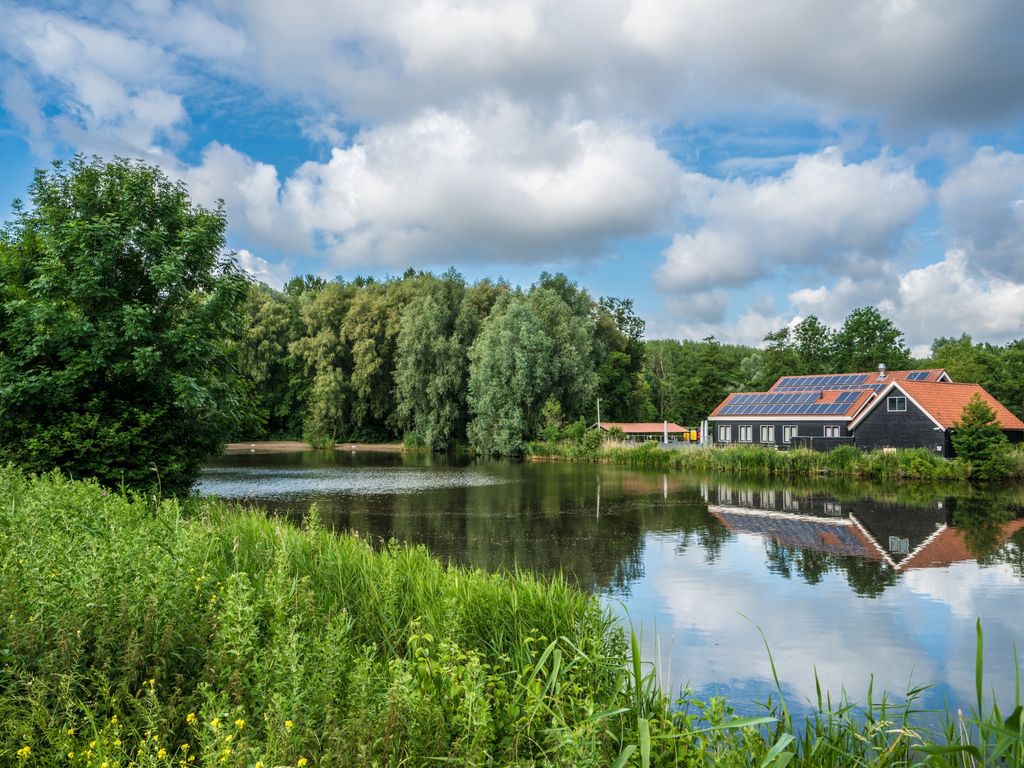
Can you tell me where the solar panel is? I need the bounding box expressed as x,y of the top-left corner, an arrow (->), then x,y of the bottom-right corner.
906,371 -> 929,381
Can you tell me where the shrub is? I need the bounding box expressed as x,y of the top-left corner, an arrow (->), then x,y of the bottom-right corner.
952,394 -> 1012,481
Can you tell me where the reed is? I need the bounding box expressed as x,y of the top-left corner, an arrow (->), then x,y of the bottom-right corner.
1,466 -> 1021,766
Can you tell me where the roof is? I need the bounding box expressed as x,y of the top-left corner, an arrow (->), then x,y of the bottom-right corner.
708,505 -> 881,559
899,518 -> 1024,569
709,369 -> 950,421
598,421 -> 688,433
848,381 -> 1024,431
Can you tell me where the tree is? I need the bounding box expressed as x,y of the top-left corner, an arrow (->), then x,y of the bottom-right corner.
951,394 -> 1011,481
467,295 -> 555,455
830,306 -> 910,372
0,156 -> 249,495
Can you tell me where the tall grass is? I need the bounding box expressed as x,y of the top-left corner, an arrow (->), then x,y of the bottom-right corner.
1,466 -> 1021,766
529,441 -> 980,482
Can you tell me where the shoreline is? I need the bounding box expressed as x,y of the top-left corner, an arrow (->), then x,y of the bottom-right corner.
224,440 -> 403,454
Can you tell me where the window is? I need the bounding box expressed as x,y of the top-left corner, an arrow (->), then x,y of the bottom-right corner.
888,536 -> 910,555
783,425 -> 798,443
717,424 -> 732,443
760,425 -> 775,443
738,425 -> 753,442
887,396 -> 907,412
823,425 -> 840,438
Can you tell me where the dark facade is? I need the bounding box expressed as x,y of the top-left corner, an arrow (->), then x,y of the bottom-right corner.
852,400 -> 950,456
708,419 -> 852,450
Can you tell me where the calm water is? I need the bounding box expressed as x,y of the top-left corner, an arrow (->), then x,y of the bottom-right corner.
198,450 -> 1024,716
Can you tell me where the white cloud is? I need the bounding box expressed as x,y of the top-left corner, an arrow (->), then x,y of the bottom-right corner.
939,147 -> 1024,281
2,4 -> 186,157
235,248 -> 292,289
656,149 -> 928,292
180,99 -> 679,267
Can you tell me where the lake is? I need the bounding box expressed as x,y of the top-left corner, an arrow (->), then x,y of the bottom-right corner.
198,449 -> 1024,717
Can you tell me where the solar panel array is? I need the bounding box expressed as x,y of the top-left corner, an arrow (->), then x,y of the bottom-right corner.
717,402 -> 854,416
774,374 -> 869,390
730,392 -> 819,405
906,371 -> 930,380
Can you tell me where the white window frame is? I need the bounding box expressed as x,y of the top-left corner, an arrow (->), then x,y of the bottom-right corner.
738,425 -> 753,443
717,424 -> 732,443
783,425 -> 798,444
887,396 -> 907,412
760,425 -> 775,444
823,425 -> 840,438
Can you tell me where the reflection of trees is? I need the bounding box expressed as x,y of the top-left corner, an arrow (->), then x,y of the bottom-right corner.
843,557 -> 898,597
952,495 -> 1014,564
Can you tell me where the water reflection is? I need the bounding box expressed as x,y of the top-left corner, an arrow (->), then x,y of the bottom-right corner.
198,451 -> 1024,714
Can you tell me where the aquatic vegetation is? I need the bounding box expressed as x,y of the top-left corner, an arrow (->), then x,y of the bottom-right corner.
1,466 -> 1021,766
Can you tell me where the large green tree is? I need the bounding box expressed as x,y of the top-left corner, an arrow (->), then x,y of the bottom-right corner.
467,295 -> 555,455
0,156 -> 249,494
830,306 -> 911,372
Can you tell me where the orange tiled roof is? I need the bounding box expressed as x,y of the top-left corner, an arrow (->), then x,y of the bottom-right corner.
898,381 -> 1024,430
598,421 -> 688,433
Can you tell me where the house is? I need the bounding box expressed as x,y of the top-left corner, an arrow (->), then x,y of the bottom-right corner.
848,380 -> 1024,456
707,366 -> 951,450
596,421 -> 693,442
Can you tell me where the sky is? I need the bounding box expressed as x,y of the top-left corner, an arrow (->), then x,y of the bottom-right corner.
1,0 -> 1023,354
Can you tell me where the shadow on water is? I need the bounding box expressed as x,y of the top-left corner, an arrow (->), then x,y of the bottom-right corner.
199,450 -> 1024,716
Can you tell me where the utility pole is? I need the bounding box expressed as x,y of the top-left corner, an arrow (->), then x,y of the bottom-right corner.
597,397 -> 601,427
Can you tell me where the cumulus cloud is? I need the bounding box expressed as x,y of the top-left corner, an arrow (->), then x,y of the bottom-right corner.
181,99 -> 679,266
1,4 -> 186,157
235,248 -> 292,289
655,149 -> 928,292
939,147 -> 1024,281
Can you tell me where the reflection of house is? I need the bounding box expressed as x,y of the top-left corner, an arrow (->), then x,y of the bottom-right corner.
708,366 -> 1024,455
709,505 -> 881,560
596,421 -> 692,442
707,499 -> 1024,572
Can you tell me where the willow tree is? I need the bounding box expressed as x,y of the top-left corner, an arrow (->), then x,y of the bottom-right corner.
0,156 -> 248,494
467,295 -> 555,455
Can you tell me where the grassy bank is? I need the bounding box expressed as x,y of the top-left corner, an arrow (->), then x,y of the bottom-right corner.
529,441 -> 1024,483
2,467 -> 1022,766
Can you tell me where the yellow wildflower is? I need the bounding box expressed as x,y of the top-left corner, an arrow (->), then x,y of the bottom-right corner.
284,719 -> 294,730
210,717 -> 221,730
186,712 -> 197,726
157,748 -> 167,759
234,718 -> 245,730
114,738 -> 122,747
67,727 -> 75,736
297,757 -> 308,767
16,745 -> 31,759
111,715 -> 118,724
224,734 -> 233,744
180,743 -> 190,753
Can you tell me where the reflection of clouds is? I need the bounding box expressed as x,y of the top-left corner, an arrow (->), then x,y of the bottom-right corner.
624,534 -> 1023,714
196,466 -> 507,498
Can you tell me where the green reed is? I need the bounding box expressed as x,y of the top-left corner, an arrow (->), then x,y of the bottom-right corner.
1,465 -> 1021,766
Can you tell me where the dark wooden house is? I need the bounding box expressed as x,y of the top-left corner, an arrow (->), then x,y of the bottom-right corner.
847,380 -> 1024,456
707,367 -> 951,451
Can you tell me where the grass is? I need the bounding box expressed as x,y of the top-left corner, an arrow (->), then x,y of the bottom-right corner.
526,440 -> 1014,483
1,465 -> 1022,766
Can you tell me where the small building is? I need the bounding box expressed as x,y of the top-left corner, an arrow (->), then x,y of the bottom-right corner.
848,380 -> 1024,456
707,367 -> 951,451
596,421 -> 692,442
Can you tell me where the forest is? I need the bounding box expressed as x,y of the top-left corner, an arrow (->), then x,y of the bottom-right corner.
237,270 -> 1024,452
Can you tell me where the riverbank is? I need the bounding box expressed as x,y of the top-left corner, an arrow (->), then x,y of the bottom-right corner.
225,440 -> 403,454
528,440 -> 1024,483
2,466 -> 1021,766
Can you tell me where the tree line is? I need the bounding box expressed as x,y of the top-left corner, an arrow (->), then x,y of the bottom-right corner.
238,269 -> 650,454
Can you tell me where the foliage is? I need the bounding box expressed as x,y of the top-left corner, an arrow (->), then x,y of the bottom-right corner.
829,306 -> 911,372
467,295 -> 555,455
951,394 -> 1012,481
3,467 -> 1023,767
0,156 -> 249,495
527,443 -> 979,482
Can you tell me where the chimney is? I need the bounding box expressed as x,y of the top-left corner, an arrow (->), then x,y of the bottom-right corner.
877,363 -> 887,380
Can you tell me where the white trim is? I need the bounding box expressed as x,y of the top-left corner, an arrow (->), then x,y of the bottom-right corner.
847,381 -> 945,432
709,505 -> 852,526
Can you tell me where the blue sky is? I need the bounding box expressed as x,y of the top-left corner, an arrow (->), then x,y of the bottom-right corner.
2,0 -> 1024,352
